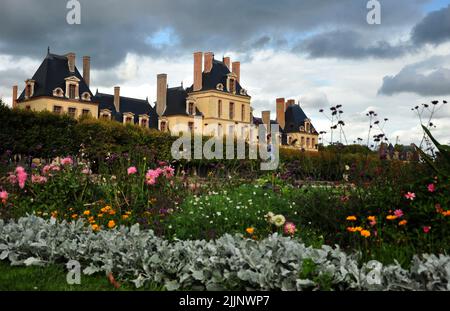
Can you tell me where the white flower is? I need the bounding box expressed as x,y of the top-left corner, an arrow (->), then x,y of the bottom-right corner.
216,212 -> 222,216
265,212 -> 275,223
345,165 -> 350,171
272,214 -> 286,227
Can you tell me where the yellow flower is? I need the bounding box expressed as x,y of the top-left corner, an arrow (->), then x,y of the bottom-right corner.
398,220 -> 407,226
107,220 -> 116,228
386,215 -> 398,220
346,216 -> 357,221
360,230 -> 371,238
367,216 -> 376,222
246,227 -> 255,235
71,214 -> 78,219
91,224 -> 100,231
126,211 -> 132,215
122,214 -> 129,220
101,205 -> 111,213
354,226 -> 363,232
83,210 -> 91,216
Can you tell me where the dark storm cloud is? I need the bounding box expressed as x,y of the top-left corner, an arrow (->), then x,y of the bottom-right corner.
0,0 -> 431,67
298,30 -> 410,59
378,56 -> 450,96
411,5 -> 450,45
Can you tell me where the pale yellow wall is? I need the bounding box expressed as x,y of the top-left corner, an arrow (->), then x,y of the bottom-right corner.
17,97 -> 99,119
287,132 -> 319,152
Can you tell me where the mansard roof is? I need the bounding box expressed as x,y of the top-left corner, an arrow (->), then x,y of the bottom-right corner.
284,104 -> 318,134
17,52 -> 93,102
163,86 -> 203,117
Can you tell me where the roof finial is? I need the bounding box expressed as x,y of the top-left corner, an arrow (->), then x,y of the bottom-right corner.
181,81 -> 183,88
47,46 -> 50,55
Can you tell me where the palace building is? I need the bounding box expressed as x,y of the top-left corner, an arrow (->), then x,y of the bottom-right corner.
11,49 -> 318,150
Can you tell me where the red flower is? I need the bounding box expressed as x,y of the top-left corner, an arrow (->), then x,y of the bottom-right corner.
423,226 -> 431,234
427,184 -> 436,193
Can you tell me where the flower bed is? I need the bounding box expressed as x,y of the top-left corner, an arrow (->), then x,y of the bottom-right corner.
1,216 -> 449,291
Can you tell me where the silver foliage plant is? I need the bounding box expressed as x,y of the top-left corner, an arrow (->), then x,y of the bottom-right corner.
0,216 -> 449,291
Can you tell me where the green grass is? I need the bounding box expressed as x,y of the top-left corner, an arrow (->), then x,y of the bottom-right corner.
0,261 -> 164,291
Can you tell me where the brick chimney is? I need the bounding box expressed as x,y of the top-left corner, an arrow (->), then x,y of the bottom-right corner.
276,98 -> 286,130
223,57 -> 231,70
204,52 -> 214,73
12,85 -> 18,108
83,56 -> 90,86
193,52 -> 203,92
232,61 -> 241,83
262,111 -> 271,131
156,74 -> 167,116
114,86 -> 120,112
66,52 -> 76,73
286,99 -> 295,108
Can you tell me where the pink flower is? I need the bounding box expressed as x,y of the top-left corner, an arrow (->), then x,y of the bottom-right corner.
394,209 -> 404,218
127,166 -> 138,175
423,226 -> 431,234
81,168 -> 92,175
404,192 -> 416,200
163,166 -> 175,179
15,166 -> 27,189
31,175 -> 47,184
284,222 -> 296,236
427,183 -> 436,193
8,173 -> 17,185
145,169 -> 162,185
0,190 -> 8,203
42,164 -> 60,175
61,157 -> 73,166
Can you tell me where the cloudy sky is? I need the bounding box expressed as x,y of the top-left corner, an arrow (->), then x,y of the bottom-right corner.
0,0 -> 449,145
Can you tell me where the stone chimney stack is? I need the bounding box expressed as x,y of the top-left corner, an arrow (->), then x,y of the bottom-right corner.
114,86 -> 120,112
286,99 -> 295,108
204,52 -> 214,73
83,56 -> 91,86
156,73 -> 167,116
223,57 -> 231,70
66,52 -> 76,73
12,85 -> 18,108
276,98 -> 286,130
232,61 -> 241,83
193,52 -> 203,92
262,111 -> 271,131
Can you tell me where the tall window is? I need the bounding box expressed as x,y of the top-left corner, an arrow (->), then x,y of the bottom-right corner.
306,138 -> 310,148
241,104 -> 245,121
305,122 -> 311,133
125,116 -> 133,124
188,102 -> 194,115
229,102 -> 234,120
53,106 -> 62,115
301,137 -> 305,147
218,100 -> 222,118
69,84 -> 76,99
188,122 -> 194,133
68,107 -> 76,118
228,125 -> 235,137
82,109 -> 91,117
229,79 -> 236,94
26,84 -> 32,98
312,138 -> 316,148
160,121 -> 167,132
141,119 -> 148,127
102,113 -> 110,120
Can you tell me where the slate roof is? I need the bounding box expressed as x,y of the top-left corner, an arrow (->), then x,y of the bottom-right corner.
185,59 -> 250,96
17,52 -> 94,102
284,104 -> 318,134
93,92 -> 158,129
162,86 -> 203,117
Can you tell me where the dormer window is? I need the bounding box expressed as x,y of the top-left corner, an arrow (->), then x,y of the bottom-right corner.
69,85 -> 76,99
216,83 -> 224,91
123,112 -> 135,125
100,109 -> 112,120
64,76 -> 80,100
139,115 -> 149,128
81,92 -> 91,101
188,102 -> 195,115
229,78 -> 236,94
25,79 -> 35,99
240,89 -> 247,96
53,88 -> 64,97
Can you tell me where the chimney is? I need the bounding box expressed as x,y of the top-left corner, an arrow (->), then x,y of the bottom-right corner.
262,111 -> 271,131
66,52 -> 76,73
114,86 -> 120,112
83,56 -> 91,86
286,99 -> 295,108
204,52 -> 214,73
223,57 -> 231,70
276,98 -> 286,130
156,74 -> 167,116
232,61 -> 240,83
12,85 -> 18,108
193,52 -> 203,92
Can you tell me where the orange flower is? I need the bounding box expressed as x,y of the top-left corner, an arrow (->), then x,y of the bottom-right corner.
88,216 -> 95,224
71,214 -> 78,219
51,211 -> 58,218
122,214 -> 129,220
83,210 -> 91,216
367,216 -> 376,222
360,230 -> 371,238
346,216 -> 357,221
354,226 -> 363,232
398,220 -> 407,226
246,227 -> 255,235
347,226 -> 363,233
98,213 -> 104,218
442,211 -> 450,217
108,210 -> 116,215
107,220 -> 116,229
91,224 -> 100,231
386,215 -> 398,220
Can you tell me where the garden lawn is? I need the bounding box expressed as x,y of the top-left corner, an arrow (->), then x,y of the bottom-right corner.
0,261 -> 164,291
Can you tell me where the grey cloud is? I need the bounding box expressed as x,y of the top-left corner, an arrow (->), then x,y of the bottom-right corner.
300,92 -> 329,109
0,0 -> 430,67
378,61 -> 450,96
411,5 -> 450,45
